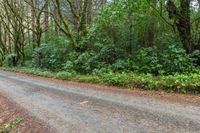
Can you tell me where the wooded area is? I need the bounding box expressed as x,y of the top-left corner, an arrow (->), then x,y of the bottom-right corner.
0,0 -> 200,93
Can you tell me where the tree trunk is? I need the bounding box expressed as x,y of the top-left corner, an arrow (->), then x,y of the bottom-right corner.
87,0 -> 93,24
178,0 -> 194,53
31,0 -> 36,48
44,2 -> 49,38
167,0 -> 195,53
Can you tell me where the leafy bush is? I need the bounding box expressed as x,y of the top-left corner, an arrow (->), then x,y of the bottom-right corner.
135,47 -> 161,74
160,45 -> 195,74
32,36 -> 73,71
71,44 -> 128,73
74,52 -> 92,73
100,72 -> 133,86
24,44 -> 34,60
3,54 -> 19,67
134,45 -> 196,75
92,67 -> 113,76
55,71 -> 76,80
112,59 -> 129,71
62,61 -> 74,72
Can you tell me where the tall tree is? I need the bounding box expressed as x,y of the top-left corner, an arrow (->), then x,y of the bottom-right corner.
167,0 -> 195,53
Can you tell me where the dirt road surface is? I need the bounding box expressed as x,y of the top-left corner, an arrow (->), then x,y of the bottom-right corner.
0,71 -> 199,133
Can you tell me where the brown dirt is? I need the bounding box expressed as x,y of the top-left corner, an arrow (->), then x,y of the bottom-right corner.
1,70 -> 200,106
0,94 -> 55,133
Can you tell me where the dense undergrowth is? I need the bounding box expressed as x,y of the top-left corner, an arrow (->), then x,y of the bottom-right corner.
1,0 -> 200,94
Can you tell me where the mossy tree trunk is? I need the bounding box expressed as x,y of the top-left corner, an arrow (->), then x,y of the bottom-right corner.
167,0 -> 195,53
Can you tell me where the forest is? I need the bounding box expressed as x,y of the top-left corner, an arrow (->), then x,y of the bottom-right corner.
0,0 -> 200,93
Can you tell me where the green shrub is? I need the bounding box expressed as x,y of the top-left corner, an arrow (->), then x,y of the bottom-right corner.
135,47 -> 161,74
92,67 -> 113,75
3,54 -> 18,67
74,52 -> 93,73
24,44 -> 34,60
112,59 -> 129,71
62,61 -> 74,72
77,75 -> 102,83
100,72 -> 133,87
134,45 -> 196,75
55,71 -> 76,80
32,36 -> 73,71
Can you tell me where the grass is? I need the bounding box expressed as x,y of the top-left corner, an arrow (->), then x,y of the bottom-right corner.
1,67 -> 200,94
0,116 -> 23,132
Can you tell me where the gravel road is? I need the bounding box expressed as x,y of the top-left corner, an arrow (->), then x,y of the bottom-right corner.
0,71 -> 200,133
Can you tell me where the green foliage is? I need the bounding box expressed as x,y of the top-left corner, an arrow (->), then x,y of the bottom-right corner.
161,45 -> 196,73
135,45 -> 196,75
0,116 -> 23,132
83,0 -> 137,54
135,47 -> 160,74
20,0 -> 200,77
55,71 -> 76,80
24,44 -> 34,60
74,52 -> 92,73
1,67 -> 200,94
2,0 -> 200,94
64,44 -> 127,74
100,72 -> 133,86
32,36 -> 73,71
3,54 -> 18,67
32,41 -> 198,75
112,59 -> 129,71
62,61 -> 74,72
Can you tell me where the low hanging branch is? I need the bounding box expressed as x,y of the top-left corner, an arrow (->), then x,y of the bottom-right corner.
146,0 -> 175,30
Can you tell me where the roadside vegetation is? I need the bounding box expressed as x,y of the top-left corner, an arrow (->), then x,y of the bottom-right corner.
0,0 -> 200,93
2,67 -> 200,94
0,117 -> 23,133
